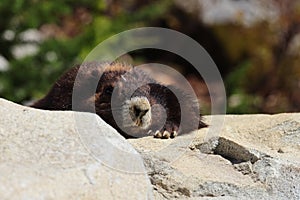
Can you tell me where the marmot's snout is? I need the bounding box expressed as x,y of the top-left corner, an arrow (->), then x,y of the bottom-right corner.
130,105 -> 149,126
123,96 -> 151,129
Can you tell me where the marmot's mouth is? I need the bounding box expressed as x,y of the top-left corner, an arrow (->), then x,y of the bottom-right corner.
123,96 -> 152,130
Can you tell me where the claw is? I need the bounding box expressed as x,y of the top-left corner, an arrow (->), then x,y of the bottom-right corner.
147,130 -> 153,135
154,130 -> 162,138
162,130 -> 171,139
171,131 -> 178,138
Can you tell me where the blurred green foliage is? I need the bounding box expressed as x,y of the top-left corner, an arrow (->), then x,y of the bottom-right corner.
0,0 -> 299,113
0,0 -> 171,103
0,0 -> 97,102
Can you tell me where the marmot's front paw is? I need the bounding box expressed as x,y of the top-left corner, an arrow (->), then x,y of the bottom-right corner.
152,122 -> 179,139
153,130 -> 178,139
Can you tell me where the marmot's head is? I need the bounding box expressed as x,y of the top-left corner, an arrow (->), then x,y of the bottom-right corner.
85,63 -> 153,137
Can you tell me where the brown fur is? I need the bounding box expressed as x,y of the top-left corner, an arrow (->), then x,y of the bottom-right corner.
31,62 -> 207,139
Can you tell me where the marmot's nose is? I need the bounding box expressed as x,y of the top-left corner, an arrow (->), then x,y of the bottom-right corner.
133,106 -> 149,118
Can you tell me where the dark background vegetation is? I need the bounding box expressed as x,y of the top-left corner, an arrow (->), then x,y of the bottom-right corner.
0,0 -> 299,114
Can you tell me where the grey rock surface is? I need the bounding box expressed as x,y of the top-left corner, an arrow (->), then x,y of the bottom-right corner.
0,98 -> 299,199
0,98 -> 152,200
129,114 -> 300,199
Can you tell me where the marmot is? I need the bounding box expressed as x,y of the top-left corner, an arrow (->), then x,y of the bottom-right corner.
31,62 -> 207,139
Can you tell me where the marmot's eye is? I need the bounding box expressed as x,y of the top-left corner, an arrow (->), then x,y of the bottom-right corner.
104,86 -> 114,95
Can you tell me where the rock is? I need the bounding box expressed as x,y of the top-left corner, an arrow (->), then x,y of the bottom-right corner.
129,114 -> 300,199
0,98 -> 152,200
0,98 -> 299,199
